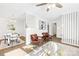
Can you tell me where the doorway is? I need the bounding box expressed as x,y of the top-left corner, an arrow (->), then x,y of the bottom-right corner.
52,23 -> 57,37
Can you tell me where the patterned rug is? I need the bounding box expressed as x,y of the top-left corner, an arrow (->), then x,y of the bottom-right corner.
28,41 -> 79,56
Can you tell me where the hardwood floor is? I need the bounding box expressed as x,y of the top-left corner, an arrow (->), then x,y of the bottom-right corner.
51,35 -> 62,43
52,35 -> 79,48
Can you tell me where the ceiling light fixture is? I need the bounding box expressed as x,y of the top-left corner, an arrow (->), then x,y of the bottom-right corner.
36,3 -> 63,12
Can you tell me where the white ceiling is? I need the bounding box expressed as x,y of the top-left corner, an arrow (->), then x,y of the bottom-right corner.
0,3 -> 79,20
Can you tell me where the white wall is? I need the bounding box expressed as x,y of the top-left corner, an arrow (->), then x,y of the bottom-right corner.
56,16 -> 62,38
0,17 -> 9,39
15,14 -> 26,36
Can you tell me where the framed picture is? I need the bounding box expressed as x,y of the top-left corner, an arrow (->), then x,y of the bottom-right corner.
39,20 -> 46,30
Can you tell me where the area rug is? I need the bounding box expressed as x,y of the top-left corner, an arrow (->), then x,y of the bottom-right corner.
28,41 -> 79,56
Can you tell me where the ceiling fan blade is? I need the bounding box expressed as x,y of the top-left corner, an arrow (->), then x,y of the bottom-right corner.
55,3 -> 63,8
36,3 -> 47,6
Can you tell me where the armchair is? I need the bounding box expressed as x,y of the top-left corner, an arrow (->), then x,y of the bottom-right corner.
42,32 -> 53,41
31,34 -> 43,45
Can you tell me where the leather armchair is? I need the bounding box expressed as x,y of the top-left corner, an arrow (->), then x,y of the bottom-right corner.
31,34 -> 43,45
42,32 -> 53,41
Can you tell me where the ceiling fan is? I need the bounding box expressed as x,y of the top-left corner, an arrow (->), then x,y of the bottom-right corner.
36,3 -> 63,12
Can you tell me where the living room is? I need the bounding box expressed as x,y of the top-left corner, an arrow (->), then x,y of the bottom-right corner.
0,3 -> 79,56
